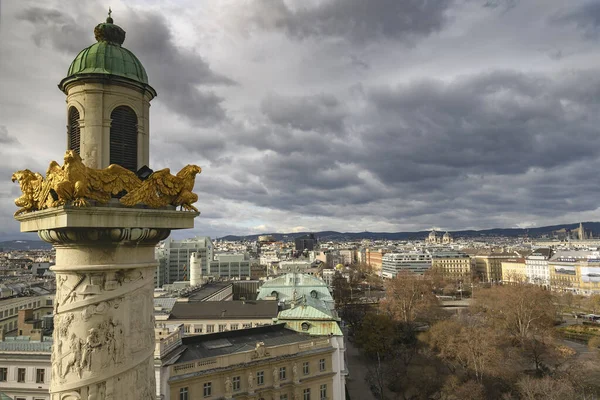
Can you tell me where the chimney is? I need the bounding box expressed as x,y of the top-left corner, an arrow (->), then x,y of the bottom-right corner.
30,329 -> 42,341
18,308 -> 34,335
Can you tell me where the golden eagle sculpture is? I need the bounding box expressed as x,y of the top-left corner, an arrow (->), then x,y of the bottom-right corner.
11,169 -> 51,216
120,165 -> 202,211
47,150 -> 142,207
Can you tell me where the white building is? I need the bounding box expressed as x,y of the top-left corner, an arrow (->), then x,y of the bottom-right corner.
156,237 -> 214,286
382,251 -> 432,278
0,334 -> 52,400
525,248 -> 553,287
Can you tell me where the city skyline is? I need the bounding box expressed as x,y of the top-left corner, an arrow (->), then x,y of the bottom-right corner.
2,0 -> 600,240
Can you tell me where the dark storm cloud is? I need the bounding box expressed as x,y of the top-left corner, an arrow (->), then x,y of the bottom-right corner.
260,93 -> 346,132
17,5 -> 233,125
122,11 -> 235,125
555,1 -> 600,39
16,6 -> 90,53
359,70 -> 600,185
244,0 -> 454,43
187,67 -> 600,228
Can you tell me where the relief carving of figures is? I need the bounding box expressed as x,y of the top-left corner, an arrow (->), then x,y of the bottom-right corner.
80,328 -> 103,372
130,291 -> 151,353
62,333 -> 83,379
58,318 -> 124,379
82,299 -> 122,322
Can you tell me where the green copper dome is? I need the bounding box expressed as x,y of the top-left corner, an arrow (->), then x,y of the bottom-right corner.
59,13 -> 156,96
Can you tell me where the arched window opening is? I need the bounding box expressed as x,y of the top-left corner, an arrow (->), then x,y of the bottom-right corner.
68,107 -> 81,154
110,106 -> 138,172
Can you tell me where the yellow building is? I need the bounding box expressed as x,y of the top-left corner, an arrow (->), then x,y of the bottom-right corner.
365,248 -> 387,274
166,324 -> 336,400
474,252 -> 520,283
549,252 -> 600,295
430,251 -> 473,283
501,258 -> 527,284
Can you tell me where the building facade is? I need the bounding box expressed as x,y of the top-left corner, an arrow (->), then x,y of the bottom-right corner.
501,258 -> 527,284
157,238 -> 214,285
295,234 -> 317,252
525,248 -> 553,287
164,324 -> 338,400
548,251 -> 600,295
430,251 -> 472,283
0,336 -> 52,400
365,248 -> 387,274
381,252 -> 432,279
473,252 -> 519,283
0,296 -> 53,335
160,301 -> 279,336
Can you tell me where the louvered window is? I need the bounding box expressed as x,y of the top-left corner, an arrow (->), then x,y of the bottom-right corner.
68,107 -> 81,154
110,106 -> 138,172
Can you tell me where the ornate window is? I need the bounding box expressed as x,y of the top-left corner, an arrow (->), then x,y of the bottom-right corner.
68,106 -> 81,154
257,370 -> 264,385
110,106 -> 138,172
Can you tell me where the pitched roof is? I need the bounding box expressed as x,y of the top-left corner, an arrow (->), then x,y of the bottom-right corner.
168,300 -> 278,320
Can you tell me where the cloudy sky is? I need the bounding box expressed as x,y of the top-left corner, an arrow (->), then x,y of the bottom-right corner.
1,0 -> 600,240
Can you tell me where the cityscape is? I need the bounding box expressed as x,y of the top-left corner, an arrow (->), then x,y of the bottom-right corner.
2,1 -> 600,400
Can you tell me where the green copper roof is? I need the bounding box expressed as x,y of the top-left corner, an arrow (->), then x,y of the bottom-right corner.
0,392 -> 14,400
59,14 -> 155,95
66,41 -> 148,84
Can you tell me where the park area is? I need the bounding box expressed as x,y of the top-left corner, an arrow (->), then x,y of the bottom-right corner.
335,270 -> 600,400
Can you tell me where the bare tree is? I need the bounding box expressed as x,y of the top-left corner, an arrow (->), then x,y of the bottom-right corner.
380,271 -> 440,325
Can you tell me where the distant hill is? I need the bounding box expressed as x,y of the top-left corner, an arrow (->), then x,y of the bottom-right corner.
218,222 -> 600,242
0,240 -> 53,251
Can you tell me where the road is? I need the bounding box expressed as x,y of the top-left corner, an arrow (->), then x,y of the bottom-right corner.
343,330 -> 378,400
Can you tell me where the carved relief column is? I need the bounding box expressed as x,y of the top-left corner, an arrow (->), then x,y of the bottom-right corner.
16,206 -> 198,400
45,227 -> 168,400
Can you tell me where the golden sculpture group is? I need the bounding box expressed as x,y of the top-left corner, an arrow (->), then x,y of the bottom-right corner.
12,150 -> 202,216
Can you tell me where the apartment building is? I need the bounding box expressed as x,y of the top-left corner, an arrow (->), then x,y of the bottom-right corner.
501,258 -> 527,284
430,251 -> 473,283
164,324 -> 338,400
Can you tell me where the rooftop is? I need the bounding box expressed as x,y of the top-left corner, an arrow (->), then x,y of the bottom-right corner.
169,300 -> 278,320
176,323 -> 314,363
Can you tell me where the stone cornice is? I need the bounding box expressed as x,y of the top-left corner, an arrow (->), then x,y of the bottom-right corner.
16,205 -> 198,233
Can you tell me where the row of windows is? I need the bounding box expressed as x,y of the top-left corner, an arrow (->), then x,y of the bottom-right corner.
0,367 -> 46,383
185,322 -> 257,334
179,384 -> 328,400
178,359 -> 328,399
0,301 -> 44,319
13,397 -> 46,400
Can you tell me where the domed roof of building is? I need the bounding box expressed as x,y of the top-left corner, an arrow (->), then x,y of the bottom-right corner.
428,231 -> 437,238
443,231 -> 451,238
58,13 -> 155,95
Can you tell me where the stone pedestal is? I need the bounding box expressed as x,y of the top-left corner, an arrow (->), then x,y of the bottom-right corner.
16,205 -> 197,400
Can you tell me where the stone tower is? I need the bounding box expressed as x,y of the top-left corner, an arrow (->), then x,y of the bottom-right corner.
58,13 -> 156,171
14,13 -> 199,400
